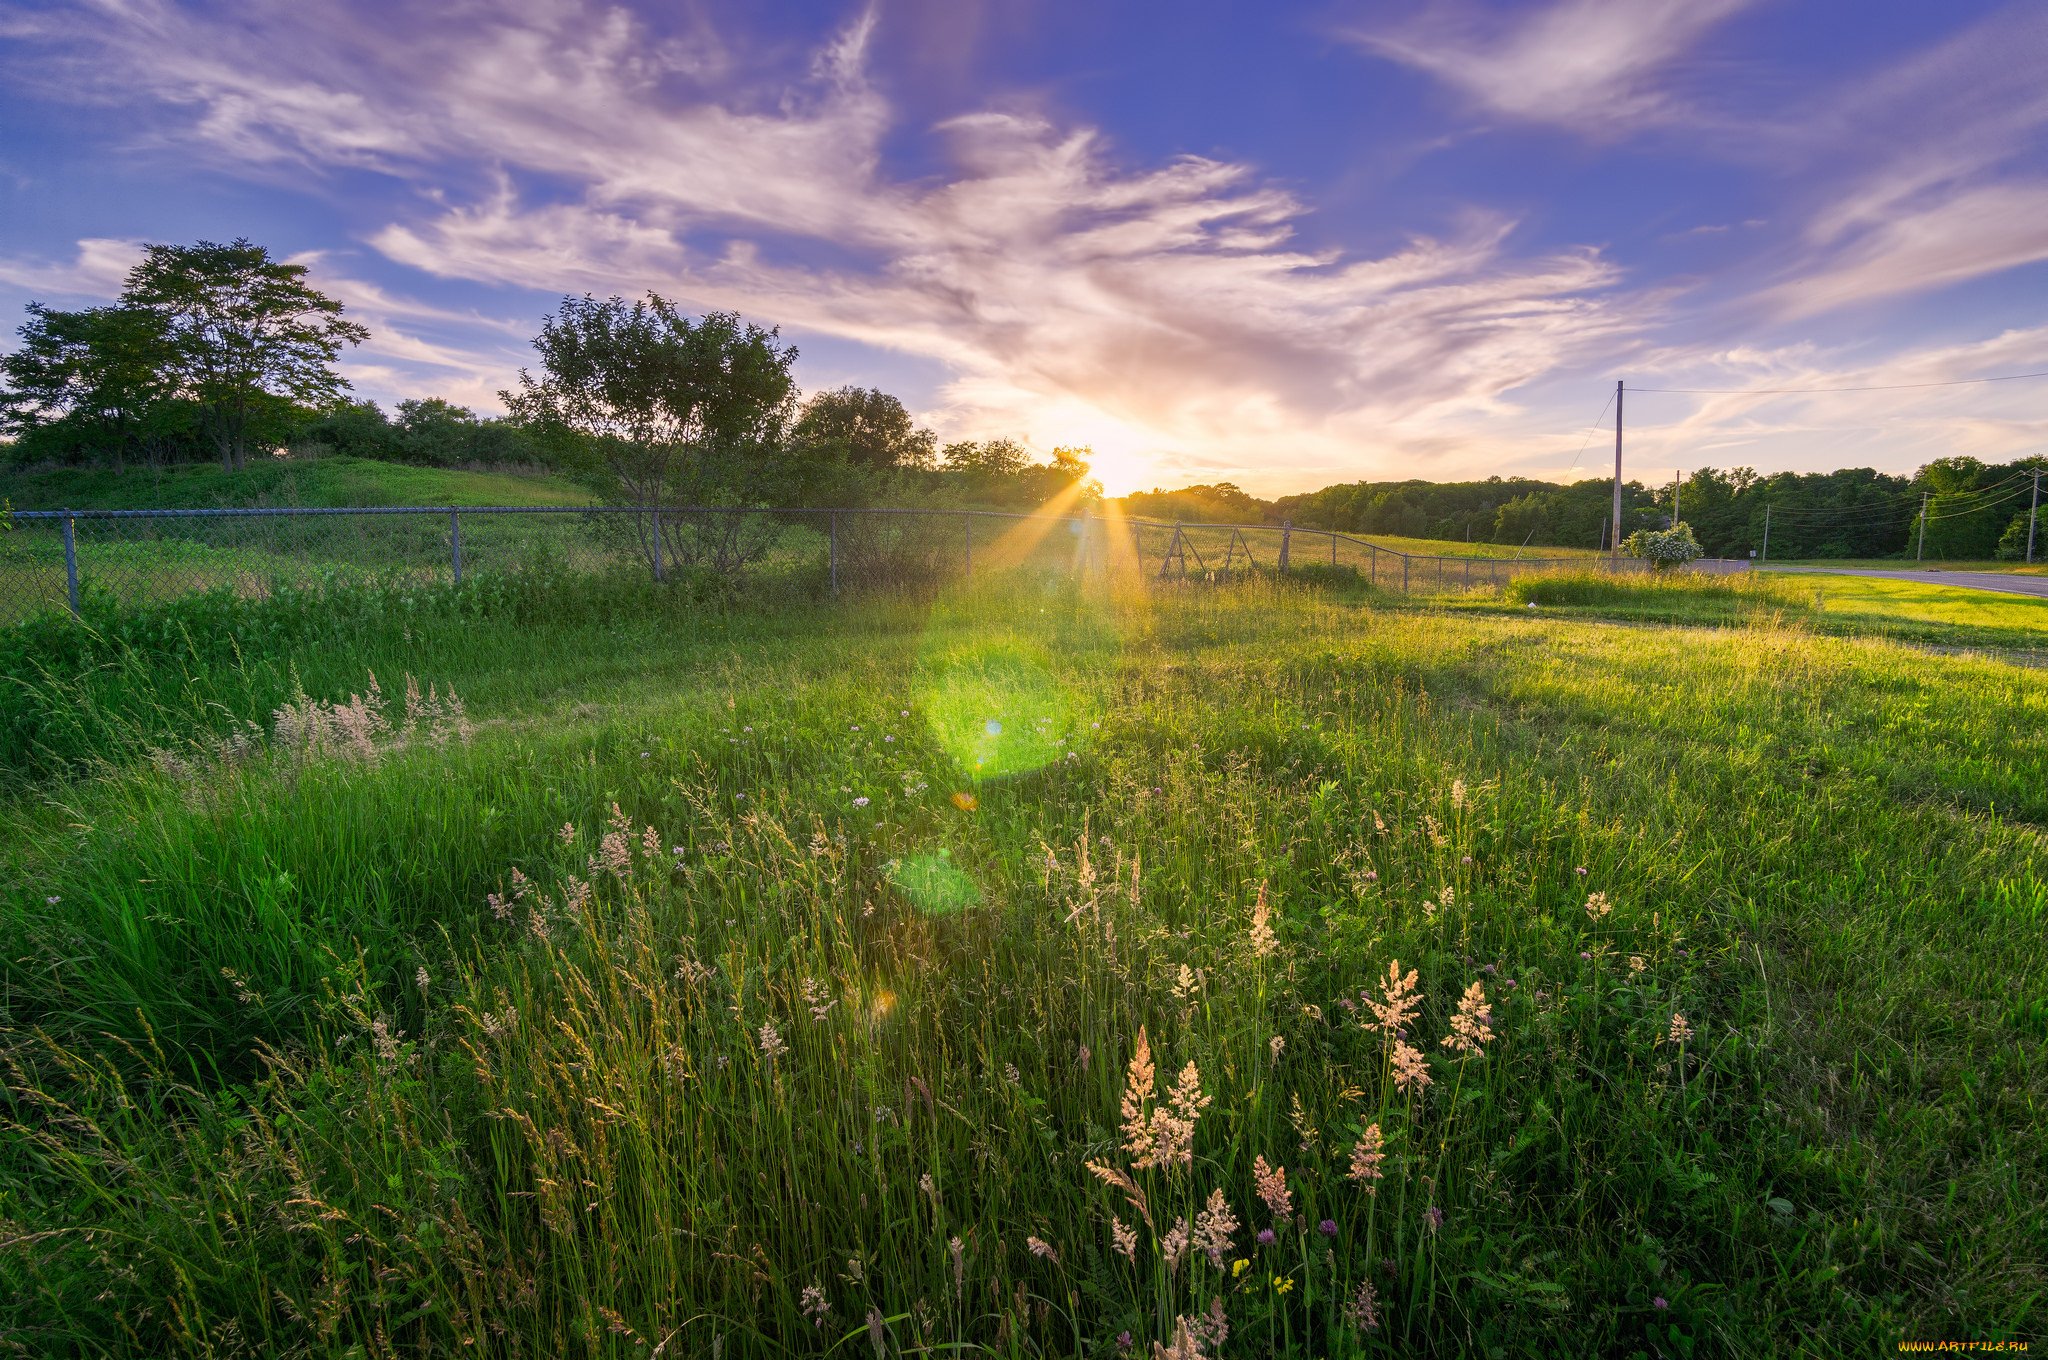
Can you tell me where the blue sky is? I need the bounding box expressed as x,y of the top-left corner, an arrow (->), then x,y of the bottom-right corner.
2,0 -> 2046,495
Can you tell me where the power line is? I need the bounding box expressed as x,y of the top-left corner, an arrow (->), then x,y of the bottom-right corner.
1561,389 -> 1616,476
1629,369 -> 2048,395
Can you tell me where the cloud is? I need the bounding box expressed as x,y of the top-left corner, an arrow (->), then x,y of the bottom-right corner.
0,0 -> 1655,490
1340,0 -> 1752,133
0,237 -> 144,299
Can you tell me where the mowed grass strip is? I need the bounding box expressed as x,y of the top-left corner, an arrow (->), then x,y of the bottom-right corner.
0,577 -> 2041,1357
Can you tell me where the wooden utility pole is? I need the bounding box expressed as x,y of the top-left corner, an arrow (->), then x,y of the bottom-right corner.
1760,503 -> 1771,565
2029,469 -> 2040,565
1611,380 -> 1624,561
1916,491 -> 1928,562
1673,469 -> 1681,526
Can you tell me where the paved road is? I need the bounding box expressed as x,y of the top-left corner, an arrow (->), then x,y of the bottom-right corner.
1763,566 -> 2048,599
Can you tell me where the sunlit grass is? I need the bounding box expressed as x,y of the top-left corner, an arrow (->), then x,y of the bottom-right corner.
0,573 -> 2041,1356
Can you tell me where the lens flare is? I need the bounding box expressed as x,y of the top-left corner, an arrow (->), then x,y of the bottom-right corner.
888,850 -> 980,916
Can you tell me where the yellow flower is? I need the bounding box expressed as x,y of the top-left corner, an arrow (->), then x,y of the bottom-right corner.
1231,1258 -> 1249,1278
950,791 -> 978,812
1272,1274 -> 1294,1294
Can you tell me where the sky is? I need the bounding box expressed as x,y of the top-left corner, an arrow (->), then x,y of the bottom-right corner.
2,1 -> 2047,497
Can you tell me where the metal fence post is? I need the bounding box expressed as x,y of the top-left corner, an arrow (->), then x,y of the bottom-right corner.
963,514 -> 972,577
62,513 -> 81,619
449,509 -> 463,584
1402,555 -> 1409,595
829,511 -> 840,595
650,508 -> 664,582
1278,520 -> 1291,573
1330,531 -> 1337,568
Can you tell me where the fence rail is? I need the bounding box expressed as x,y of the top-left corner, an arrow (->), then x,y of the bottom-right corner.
0,503 -> 1640,624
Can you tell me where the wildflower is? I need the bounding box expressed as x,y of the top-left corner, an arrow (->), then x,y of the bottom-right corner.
1272,1274 -> 1294,1295
1118,1332 -> 1133,1351
1248,881 -> 1278,958
1629,955 -> 1647,974
1424,1205 -> 1444,1235
1195,1297 -> 1230,1349
757,1021 -> 789,1060
559,822 -> 576,844
1348,1124 -> 1386,1189
1268,1034 -> 1285,1066
1364,869 -> 1379,883
1160,1217 -> 1190,1274
1026,1236 -> 1058,1263
1653,1296 -> 1670,1310
1193,1188 -> 1238,1266
1252,1155 -> 1293,1218
1585,891 -> 1612,920
1441,980 -> 1493,1057
44,895 -> 60,905
952,790 -> 978,811
1666,1012 -> 1695,1045
1364,959 -> 1423,1036
1344,1279 -> 1381,1332
1256,1228 -> 1275,1246
1153,1316 -> 1202,1360
853,796 -> 870,808
800,1283 -> 830,1329
1111,1217 -> 1138,1260
1319,1219 -> 1338,1237
1575,866 -> 1588,877
1391,1039 -> 1432,1093
1231,1258 -> 1249,1278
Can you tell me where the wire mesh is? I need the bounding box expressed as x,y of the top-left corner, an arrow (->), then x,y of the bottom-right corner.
0,505 -> 1648,624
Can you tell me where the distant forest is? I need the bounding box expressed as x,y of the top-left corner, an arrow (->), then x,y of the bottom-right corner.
1126,456 -> 2045,561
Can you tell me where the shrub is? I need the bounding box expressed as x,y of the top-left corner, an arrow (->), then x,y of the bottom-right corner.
1622,522 -> 1704,571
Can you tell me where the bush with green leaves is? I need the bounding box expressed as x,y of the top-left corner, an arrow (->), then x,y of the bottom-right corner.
1621,522 -> 1704,571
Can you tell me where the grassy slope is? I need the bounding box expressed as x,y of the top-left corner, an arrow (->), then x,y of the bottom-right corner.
0,578 -> 2042,1356
1466,569 -> 2048,654
5,455 -> 594,510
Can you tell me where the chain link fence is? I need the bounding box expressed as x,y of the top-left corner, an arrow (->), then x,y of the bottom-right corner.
0,504 -> 1638,624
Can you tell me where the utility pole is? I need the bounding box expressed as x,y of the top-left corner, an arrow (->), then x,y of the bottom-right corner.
1611,379 -> 1624,561
2029,469 -> 2040,565
1760,503 -> 1770,565
1672,469 -> 1681,527
1917,491 -> 1928,562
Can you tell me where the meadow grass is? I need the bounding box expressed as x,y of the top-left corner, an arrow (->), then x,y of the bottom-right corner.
6,455 -> 595,511
0,571 -> 2042,1357
1489,568 -> 2048,653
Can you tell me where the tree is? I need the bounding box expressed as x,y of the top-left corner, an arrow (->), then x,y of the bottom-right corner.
792,386 -> 936,471
123,239 -> 367,471
0,303 -> 181,471
502,296 -> 799,575
941,437 -> 1031,476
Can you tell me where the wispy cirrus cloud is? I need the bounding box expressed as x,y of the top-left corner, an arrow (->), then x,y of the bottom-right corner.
1339,0 -> 1753,134
0,0 -> 1650,489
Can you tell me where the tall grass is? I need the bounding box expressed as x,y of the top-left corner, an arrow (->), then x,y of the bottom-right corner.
1,574 -> 2042,1356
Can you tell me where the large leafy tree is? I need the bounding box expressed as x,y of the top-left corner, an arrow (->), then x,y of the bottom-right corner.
792,386 -> 936,471
503,295 -> 799,573
0,303 -> 183,471
123,239 -> 367,471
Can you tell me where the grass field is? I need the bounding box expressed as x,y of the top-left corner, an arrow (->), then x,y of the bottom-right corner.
1472,568 -> 2048,653
5,454 -> 595,511
0,564 -> 2041,1358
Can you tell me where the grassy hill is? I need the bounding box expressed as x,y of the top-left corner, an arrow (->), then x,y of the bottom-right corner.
5,455 -> 594,511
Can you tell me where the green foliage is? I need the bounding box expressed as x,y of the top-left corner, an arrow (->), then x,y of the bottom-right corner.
123,239 -> 369,471
0,578 -> 2042,1356
1621,521 -> 1703,570
1121,482 -> 1266,524
793,386 -> 937,472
